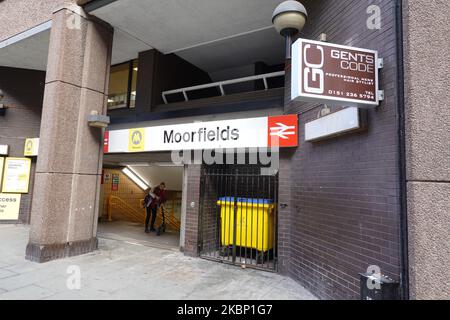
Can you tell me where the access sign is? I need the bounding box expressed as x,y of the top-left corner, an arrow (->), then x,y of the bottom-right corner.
0,193 -> 21,220
292,38 -> 382,108
105,115 -> 299,153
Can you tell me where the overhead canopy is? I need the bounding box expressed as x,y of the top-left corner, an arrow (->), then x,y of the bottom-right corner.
87,0 -> 285,72
1,0 -> 286,73
0,21 -> 51,71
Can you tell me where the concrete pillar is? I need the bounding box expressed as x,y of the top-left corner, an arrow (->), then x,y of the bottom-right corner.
26,5 -> 113,262
403,0 -> 450,299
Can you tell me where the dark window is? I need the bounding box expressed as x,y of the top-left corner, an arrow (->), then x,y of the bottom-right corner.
107,60 -> 138,110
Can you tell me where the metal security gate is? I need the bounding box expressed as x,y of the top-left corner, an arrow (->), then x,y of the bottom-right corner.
198,165 -> 278,272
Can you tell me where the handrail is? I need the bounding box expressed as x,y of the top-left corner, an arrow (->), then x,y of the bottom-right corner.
107,195 -> 144,223
107,195 -> 181,231
162,71 -> 285,104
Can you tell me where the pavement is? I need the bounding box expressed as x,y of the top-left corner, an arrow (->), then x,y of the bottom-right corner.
0,224 -> 317,300
98,220 -> 181,249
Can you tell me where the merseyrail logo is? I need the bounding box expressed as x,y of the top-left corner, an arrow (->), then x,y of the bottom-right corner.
128,128 -> 145,152
24,138 -> 39,156
25,140 -> 33,154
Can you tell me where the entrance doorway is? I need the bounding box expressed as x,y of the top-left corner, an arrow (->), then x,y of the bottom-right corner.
198,164 -> 279,271
98,163 -> 185,250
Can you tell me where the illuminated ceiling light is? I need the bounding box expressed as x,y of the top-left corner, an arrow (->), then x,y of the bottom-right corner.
122,166 -> 149,190
154,162 -> 183,167
133,67 -> 138,71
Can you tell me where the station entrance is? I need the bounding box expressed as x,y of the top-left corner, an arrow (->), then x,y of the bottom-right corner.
99,151 -> 280,272
98,153 -> 186,250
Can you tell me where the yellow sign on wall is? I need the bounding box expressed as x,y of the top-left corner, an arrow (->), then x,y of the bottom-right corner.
0,193 -> 21,220
24,138 -> 39,156
1,158 -> 32,194
128,128 -> 145,152
0,157 -> 4,187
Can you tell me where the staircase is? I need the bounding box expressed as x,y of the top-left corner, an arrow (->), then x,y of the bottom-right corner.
106,195 -> 181,231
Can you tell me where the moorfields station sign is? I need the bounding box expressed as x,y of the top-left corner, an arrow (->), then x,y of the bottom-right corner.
291,38 -> 383,108
104,115 -> 299,153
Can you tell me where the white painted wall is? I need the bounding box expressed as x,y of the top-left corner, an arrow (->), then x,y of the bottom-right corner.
130,165 -> 183,191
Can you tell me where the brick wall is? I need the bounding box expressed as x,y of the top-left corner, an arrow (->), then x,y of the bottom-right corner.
279,0 -> 403,299
198,169 -> 220,254
99,168 -> 146,221
277,150 -> 295,274
183,164 -> 201,256
0,67 -> 45,224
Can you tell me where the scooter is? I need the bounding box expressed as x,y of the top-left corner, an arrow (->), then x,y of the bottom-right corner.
156,205 -> 166,236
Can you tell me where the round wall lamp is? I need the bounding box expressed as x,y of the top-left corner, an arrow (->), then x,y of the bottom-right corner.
272,1 -> 308,59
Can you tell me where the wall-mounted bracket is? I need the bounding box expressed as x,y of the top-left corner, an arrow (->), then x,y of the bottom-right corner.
377,58 -> 384,69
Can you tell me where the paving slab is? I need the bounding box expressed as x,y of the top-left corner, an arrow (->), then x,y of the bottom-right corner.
0,224 -> 317,300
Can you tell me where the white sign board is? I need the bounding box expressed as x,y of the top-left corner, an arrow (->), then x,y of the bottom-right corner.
0,145 -> 8,156
105,115 -> 299,153
305,107 -> 361,142
1,158 -> 32,193
0,193 -> 21,220
0,157 -> 4,186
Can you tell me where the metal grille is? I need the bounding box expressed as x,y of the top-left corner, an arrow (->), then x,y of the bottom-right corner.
198,165 -> 278,272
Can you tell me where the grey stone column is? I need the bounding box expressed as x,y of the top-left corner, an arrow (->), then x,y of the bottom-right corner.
403,0 -> 450,299
26,5 -> 113,262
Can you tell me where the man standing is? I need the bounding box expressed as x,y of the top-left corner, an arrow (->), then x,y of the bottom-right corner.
143,187 -> 156,233
148,182 -> 166,232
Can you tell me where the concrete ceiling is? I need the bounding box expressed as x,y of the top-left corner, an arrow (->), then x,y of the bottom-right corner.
176,27 -> 284,73
111,28 -> 152,65
90,0 -> 285,72
0,26 -> 151,71
0,26 -> 50,71
1,1 -> 286,74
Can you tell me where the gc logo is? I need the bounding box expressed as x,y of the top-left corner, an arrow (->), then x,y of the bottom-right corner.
303,44 -> 324,94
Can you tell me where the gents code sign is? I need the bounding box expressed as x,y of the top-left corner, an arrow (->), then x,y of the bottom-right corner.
292,38 -> 381,108
104,115 -> 299,153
